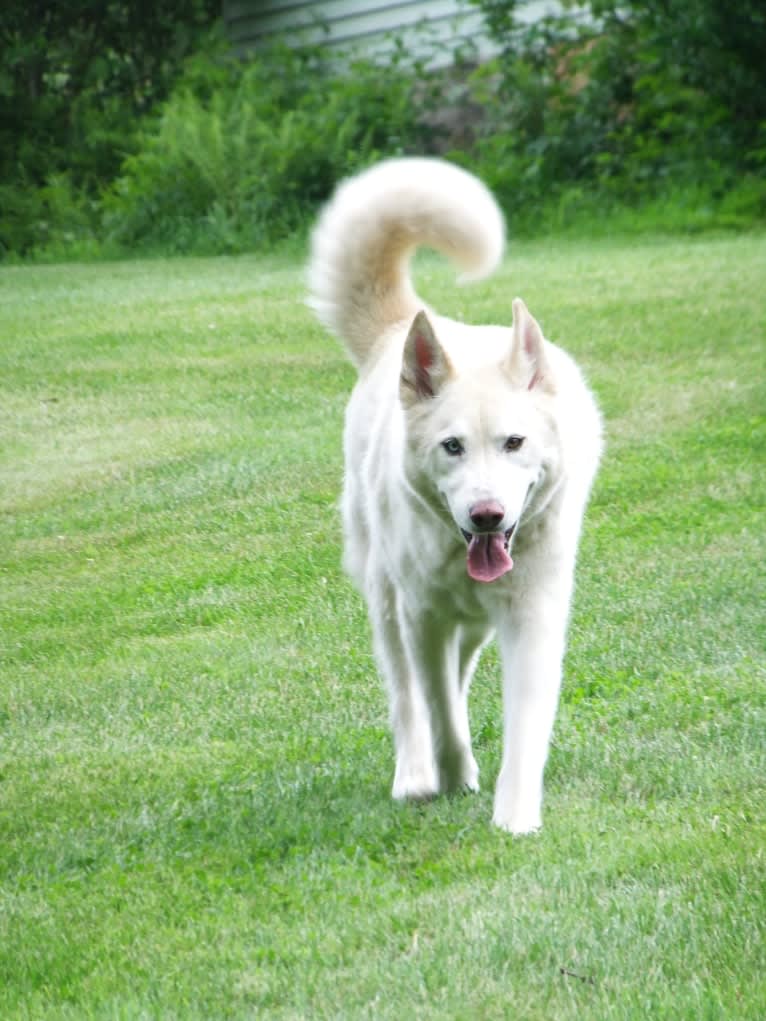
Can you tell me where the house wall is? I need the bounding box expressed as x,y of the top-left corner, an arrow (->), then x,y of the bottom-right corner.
223,0 -> 562,64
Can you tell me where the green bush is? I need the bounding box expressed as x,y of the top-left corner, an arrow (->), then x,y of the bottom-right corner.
3,2 -> 765,259
468,0 -> 766,212
0,1 -> 221,255
103,45 -> 433,253
0,174 -> 100,260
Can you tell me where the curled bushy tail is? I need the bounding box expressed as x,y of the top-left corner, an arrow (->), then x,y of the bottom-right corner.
308,158 -> 505,370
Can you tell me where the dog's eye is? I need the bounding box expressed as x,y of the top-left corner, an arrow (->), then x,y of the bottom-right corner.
442,437 -> 464,456
504,435 -> 525,452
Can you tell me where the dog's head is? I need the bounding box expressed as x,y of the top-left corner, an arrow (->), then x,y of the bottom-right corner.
399,299 -> 560,583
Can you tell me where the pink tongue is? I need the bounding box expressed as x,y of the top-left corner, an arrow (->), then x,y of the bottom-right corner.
467,533 -> 513,583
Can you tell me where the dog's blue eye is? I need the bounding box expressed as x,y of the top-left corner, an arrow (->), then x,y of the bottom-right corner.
442,438 -> 464,456
504,436 -> 525,452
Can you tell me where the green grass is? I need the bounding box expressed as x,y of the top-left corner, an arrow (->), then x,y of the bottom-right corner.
1,233 -> 764,1020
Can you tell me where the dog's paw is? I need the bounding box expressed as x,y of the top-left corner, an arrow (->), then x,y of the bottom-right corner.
492,801 -> 542,835
492,813 -> 541,835
493,772 -> 543,834
438,751 -> 480,795
392,761 -> 439,802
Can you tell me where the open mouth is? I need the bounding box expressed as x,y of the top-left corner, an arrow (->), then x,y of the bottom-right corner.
460,525 -> 515,583
461,524 -> 515,549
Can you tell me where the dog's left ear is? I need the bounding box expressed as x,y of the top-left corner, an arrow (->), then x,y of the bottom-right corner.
400,311 -> 454,406
506,298 -> 555,393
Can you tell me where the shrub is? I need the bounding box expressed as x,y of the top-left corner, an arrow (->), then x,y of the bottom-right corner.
103,45 -> 434,253
0,174 -> 99,259
3,2 -> 765,258
0,1 -> 221,255
468,0 -> 766,213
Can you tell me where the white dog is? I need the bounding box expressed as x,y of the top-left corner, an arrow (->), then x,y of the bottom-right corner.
309,158 -> 602,833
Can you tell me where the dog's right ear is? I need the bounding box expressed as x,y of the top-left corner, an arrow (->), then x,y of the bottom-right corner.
400,311 -> 454,406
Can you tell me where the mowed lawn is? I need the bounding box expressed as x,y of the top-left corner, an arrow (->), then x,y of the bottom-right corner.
1,233 -> 764,1020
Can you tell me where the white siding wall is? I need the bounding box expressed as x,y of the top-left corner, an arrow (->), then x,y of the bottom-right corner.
224,0 -> 563,64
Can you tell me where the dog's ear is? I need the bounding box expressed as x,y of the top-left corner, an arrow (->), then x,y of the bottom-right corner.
400,311 -> 454,405
506,298 -> 555,393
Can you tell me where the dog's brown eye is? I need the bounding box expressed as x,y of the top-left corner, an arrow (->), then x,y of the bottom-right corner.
442,437 -> 464,456
504,436 -> 524,452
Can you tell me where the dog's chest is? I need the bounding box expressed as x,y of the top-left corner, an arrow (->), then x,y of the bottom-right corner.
426,544 -> 514,621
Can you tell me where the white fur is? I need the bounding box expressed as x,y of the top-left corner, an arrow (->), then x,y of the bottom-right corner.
308,157 -> 602,833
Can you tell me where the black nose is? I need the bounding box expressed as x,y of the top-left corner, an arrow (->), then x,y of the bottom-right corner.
469,500 -> 504,531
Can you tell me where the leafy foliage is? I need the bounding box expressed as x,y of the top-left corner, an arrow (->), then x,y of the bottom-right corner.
103,45 -> 432,253
1,0 -> 219,184
2,1 -> 766,257
468,0 -> 766,207
0,0 -> 219,254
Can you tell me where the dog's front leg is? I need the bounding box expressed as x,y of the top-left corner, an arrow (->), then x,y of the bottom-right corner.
399,610 -> 480,796
368,580 -> 439,800
493,586 -> 570,834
